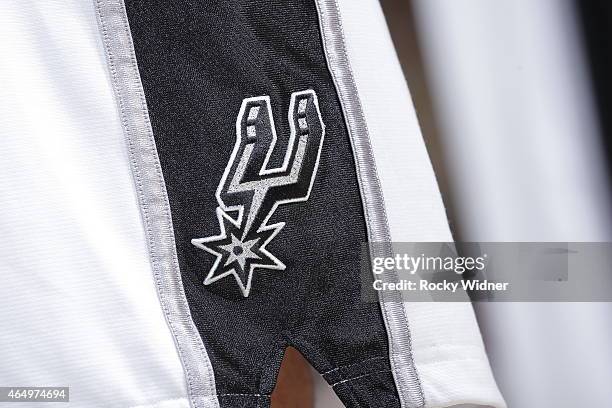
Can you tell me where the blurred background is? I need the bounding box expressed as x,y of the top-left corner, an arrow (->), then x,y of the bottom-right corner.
382,0 -> 612,242
273,1 -> 612,407
381,1 -> 612,407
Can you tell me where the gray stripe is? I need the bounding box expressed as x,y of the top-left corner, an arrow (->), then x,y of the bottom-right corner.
93,1 -> 220,407
314,1 -> 425,407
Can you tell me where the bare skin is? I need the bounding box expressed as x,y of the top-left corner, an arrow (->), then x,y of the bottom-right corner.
271,347 -> 314,408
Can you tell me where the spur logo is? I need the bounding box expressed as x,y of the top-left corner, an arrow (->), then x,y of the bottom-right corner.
192,90 -> 325,297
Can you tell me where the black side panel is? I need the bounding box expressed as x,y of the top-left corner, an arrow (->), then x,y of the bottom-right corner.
124,1 -> 400,407
576,1 -> 612,177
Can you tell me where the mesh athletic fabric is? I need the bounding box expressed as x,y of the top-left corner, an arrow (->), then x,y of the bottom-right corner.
124,1 -> 401,406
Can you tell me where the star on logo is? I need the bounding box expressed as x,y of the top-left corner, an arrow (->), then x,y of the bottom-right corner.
218,234 -> 261,271
191,208 -> 285,297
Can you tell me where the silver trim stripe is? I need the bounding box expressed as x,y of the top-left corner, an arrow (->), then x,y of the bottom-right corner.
314,1 -> 426,407
93,1 -> 220,407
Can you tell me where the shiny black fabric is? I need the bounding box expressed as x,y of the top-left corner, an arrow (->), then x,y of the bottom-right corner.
576,1 -> 612,179
124,1 -> 400,406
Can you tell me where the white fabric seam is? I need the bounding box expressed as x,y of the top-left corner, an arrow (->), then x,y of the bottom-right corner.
314,1 -> 425,407
92,1 -> 219,407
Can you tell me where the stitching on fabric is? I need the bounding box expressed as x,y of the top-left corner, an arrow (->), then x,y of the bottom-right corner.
132,24 -> 218,408
330,0 -> 388,231
95,2 -> 195,403
314,1 -> 425,407
322,356 -> 387,375
93,1 -> 219,407
108,5 -> 199,405
94,5 -> 196,406
283,333 -> 335,375
330,370 -> 392,387
314,4 -> 370,228
218,394 -> 270,398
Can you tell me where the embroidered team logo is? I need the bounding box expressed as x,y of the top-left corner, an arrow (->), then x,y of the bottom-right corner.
192,90 -> 325,297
